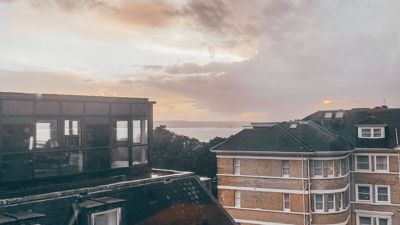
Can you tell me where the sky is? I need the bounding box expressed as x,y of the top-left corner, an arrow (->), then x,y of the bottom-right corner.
0,0 -> 399,122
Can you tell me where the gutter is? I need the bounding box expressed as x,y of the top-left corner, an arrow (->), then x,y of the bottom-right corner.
211,150 -> 354,156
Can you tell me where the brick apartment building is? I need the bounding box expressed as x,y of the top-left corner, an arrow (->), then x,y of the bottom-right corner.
212,107 -> 400,225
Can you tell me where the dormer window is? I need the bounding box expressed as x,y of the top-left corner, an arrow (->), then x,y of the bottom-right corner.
335,111 -> 344,118
324,112 -> 333,118
358,127 -> 385,139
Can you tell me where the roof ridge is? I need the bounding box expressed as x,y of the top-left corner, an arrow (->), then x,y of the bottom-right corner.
276,123 -> 313,152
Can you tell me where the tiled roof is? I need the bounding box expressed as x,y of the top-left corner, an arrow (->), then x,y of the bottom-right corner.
212,121 -> 353,153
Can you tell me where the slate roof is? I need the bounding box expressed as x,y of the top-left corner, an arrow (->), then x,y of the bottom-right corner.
212,121 -> 353,153
304,108 -> 400,148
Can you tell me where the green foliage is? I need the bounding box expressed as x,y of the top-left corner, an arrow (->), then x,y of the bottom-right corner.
151,126 -> 226,178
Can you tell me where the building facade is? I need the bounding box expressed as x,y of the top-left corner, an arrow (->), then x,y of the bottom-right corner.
0,92 -> 235,225
212,107 -> 400,225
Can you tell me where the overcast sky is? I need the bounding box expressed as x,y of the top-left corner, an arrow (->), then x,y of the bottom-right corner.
0,0 -> 399,121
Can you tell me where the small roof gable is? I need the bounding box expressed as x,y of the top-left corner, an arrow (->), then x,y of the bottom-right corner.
356,116 -> 387,126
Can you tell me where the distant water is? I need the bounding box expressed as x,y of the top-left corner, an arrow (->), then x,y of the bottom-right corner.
167,127 -> 242,142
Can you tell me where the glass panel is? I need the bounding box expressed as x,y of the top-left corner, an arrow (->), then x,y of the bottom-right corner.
361,128 -> 371,137
377,187 -> 388,202
1,154 -> 33,181
357,156 -> 370,170
34,152 -> 60,177
373,128 -> 382,137
64,120 -> 81,148
359,217 -> 371,225
2,119 -> 34,152
92,209 -> 119,225
284,194 -> 290,209
86,148 -> 110,172
315,194 -> 323,210
379,218 -> 388,225
358,186 -> 370,200
59,150 -> 83,175
328,194 -> 334,210
313,161 -> 323,176
113,120 -> 128,145
376,156 -> 388,171
111,147 -> 129,168
132,120 -> 141,144
86,118 -> 109,147
282,160 -> 289,176
36,119 -> 58,149
324,160 -> 334,176
131,146 -> 148,165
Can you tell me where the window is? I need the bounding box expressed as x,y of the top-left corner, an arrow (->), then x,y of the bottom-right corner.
340,157 -> 349,175
234,159 -> 240,175
359,216 -> 372,225
356,185 -> 371,202
375,156 -> 388,172
111,147 -> 129,168
64,119 -> 81,148
314,194 -> 324,211
358,127 -> 385,138
36,119 -> 58,149
335,111 -> 344,118
376,186 -> 390,203
86,117 -> 109,147
327,194 -> 335,211
282,160 -> 289,177
133,119 -> 148,144
283,194 -> 290,211
356,156 -> 370,171
324,160 -> 334,177
378,218 -> 389,225
313,160 -> 323,177
338,192 -> 343,209
91,208 -> 121,225
289,123 -> 297,128
131,146 -> 148,165
2,118 -> 34,152
234,191 -> 241,208
343,189 -> 350,208
324,112 -> 332,118
113,120 -> 128,144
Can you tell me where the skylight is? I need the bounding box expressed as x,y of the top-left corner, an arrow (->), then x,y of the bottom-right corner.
335,112 -> 344,118
324,112 -> 333,118
290,123 -> 298,128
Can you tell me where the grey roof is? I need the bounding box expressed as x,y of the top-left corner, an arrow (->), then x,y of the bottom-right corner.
212,121 -> 353,153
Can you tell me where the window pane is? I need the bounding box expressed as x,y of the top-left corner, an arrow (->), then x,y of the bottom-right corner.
328,194 -> 334,210
34,152 -> 60,177
59,150 -> 83,175
111,147 -> 129,168
64,120 -> 81,148
379,218 -> 388,225
284,194 -> 290,209
1,154 -> 33,181
86,148 -> 110,172
324,161 -> 334,176
2,119 -> 34,152
314,161 -> 323,176
282,160 -> 289,176
113,120 -> 128,144
131,146 -> 148,165
358,186 -> 370,200
93,209 -> 119,225
315,194 -> 323,210
361,128 -> 371,137
234,159 -> 240,175
376,156 -> 388,171
377,187 -> 388,202
132,120 -> 141,144
86,118 -> 109,147
356,156 -> 369,170
359,217 -> 371,225
373,128 -> 382,137
36,120 -> 58,149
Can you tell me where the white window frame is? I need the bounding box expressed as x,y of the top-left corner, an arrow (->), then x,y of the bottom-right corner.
314,194 -> 324,212
282,160 -> 289,177
357,215 -> 372,225
357,127 -> 385,139
313,160 -> 324,177
283,193 -> 290,212
327,193 -> 335,212
325,160 -> 334,177
375,155 -> 389,172
356,184 -> 372,203
234,190 -> 241,208
233,159 -> 240,175
91,208 -> 121,225
376,216 -> 392,225
375,185 -> 390,204
355,155 -> 371,172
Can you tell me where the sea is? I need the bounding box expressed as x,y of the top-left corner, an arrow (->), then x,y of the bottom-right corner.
154,121 -> 249,142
